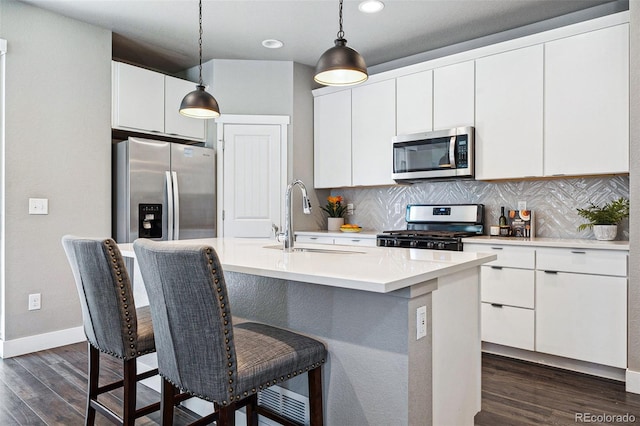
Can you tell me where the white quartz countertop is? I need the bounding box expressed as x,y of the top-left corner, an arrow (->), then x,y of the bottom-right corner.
463,236 -> 629,251
119,238 -> 496,294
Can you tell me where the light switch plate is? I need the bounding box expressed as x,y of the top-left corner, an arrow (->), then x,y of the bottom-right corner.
29,198 -> 48,215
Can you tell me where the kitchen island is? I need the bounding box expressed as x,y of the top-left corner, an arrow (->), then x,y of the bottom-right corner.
119,238 -> 496,425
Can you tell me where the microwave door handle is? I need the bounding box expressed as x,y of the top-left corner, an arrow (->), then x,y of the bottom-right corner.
449,136 -> 456,168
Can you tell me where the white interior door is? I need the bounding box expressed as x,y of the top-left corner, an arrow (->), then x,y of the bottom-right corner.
222,124 -> 282,237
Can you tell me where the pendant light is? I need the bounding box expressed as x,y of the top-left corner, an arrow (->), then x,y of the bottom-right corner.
314,0 -> 368,87
179,0 -> 220,119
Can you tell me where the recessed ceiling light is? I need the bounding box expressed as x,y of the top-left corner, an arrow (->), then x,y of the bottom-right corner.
262,39 -> 284,49
358,0 -> 384,14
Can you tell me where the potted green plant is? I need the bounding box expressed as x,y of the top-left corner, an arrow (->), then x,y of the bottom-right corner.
576,197 -> 629,241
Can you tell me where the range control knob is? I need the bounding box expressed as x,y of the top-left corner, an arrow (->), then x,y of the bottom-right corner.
410,240 -> 418,248
437,242 -> 446,250
426,241 -> 435,249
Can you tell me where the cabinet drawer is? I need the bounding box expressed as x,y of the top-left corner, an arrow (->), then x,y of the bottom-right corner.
481,303 -> 534,351
481,267 -> 534,308
333,237 -> 377,247
464,244 -> 535,269
536,247 -> 627,276
295,236 -> 334,245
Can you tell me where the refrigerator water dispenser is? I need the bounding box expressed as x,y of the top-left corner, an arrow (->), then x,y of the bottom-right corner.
139,204 -> 162,239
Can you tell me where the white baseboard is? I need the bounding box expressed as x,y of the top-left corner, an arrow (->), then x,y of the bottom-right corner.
482,342 -> 626,382
0,326 -> 85,358
626,369 -> 640,394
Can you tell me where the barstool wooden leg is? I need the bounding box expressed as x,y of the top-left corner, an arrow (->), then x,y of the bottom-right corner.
218,403 -> 236,426
122,358 -> 137,426
86,344 -> 99,426
245,394 -> 259,426
161,378 -> 177,426
308,367 -> 324,426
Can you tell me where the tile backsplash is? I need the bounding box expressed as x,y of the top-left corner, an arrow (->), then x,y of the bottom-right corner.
330,176 -> 629,240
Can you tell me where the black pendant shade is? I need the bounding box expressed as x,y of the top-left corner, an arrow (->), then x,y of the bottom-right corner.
314,38 -> 368,86
179,0 -> 220,119
180,85 -> 220,119
314,0 -> 368,86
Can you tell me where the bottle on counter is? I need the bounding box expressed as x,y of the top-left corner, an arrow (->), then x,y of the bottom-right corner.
499,206 -> 507,226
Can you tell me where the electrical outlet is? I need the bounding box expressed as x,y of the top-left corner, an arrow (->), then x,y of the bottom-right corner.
517,201 -> 527,211
416,305 -> 427,340
28,293 -> 41,311
347,203 -> 354,215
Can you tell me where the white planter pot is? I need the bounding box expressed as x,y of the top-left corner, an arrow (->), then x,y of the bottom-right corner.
327,217 -> 344,231
593,225 -> 617,241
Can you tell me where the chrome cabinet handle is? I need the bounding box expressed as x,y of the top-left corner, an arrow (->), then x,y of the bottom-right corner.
570,250 -> 586,254
491,303 -> 503,308
491,266 -> 503,270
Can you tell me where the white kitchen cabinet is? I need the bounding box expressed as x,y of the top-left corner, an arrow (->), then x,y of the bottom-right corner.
433,61 -> 475,130
112,61 -> 206,141
536,270 -> 627,368
112,61 -> 164,134
313,90 -> 352,188
295,231 -> 377,247
396,71 -> 433,135
544,24 -> 629,177
296,235 -> 335,245
475,45 -> 543,180
164,75 -> 206,140
465,243 -> 536,351
351,80 -> 396,186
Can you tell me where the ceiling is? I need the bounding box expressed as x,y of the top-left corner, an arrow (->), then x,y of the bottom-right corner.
21,0 -> 623,74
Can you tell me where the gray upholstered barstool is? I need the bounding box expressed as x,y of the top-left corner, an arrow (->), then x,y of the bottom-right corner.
133,238 -> 327,426
62,236 -> 160,425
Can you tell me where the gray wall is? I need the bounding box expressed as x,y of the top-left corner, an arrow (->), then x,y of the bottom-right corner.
627,0 -> 639,373
334,176 -> 630,239
0,0 -> 112,340
193,58 -> 324,232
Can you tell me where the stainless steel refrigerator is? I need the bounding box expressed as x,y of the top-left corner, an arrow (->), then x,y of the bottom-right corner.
113,137 -> 215,244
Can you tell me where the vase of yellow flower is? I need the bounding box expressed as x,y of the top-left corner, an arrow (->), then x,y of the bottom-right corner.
322,196 -> 347,231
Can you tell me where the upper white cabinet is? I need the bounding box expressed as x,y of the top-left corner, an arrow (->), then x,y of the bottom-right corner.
433,61 -> 475,130
164,76 -> 206,140
352,80 -> 396,186
396,71 -> 433,135
112,61 -> 164,134
544,24 -> 629,176
112,61 -> 206,141
314,90 -> 352,188
475,45 -> 544,180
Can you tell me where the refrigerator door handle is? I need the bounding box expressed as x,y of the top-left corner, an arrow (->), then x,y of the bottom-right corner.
172,171 -> 180,240
166,171 -> 174,240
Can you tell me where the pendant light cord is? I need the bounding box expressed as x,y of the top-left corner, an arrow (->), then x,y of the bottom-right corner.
337,0 -> 345,39
198,0 -> 204,86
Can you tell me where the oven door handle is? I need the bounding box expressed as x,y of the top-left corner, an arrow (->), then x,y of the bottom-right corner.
448,136 -> 456,169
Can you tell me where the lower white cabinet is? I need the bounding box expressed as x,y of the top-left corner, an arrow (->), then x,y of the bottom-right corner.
295,232 -> 377,247
535,247 -> 628,368
481,303 -> 535,351
465,241 -> 628,369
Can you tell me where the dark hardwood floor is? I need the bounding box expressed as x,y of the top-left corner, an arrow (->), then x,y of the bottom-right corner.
1,342 -> 640,425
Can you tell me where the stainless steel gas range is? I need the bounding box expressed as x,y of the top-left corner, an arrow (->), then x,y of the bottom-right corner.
376,204 -> 484,251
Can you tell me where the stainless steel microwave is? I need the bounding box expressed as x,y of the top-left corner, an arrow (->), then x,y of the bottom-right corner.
392,126 -> 474,182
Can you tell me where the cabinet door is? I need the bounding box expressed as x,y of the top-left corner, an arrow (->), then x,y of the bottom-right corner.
352,80 -> 396,186
544,24 -> 629,176
396,71 -> 433,135
536,271 -> 627,368
433,61 -> 475,130
164,76 -> 206,141
313,91 -> 352,188
112,62 -> 164,133
475,45 -> 543,180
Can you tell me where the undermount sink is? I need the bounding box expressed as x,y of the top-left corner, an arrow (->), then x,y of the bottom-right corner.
263,244 -> 365,254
